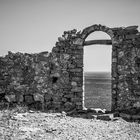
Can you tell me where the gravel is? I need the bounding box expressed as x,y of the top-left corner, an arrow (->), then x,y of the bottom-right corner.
0,111 -> 140,140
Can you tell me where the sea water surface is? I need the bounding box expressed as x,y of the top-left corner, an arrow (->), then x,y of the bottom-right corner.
84,72 -> 111,111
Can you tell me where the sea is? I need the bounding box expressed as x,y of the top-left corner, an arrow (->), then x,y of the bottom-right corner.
84,72 -> 111,111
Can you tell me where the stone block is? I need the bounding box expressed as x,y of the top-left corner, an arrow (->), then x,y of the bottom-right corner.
25,95 -> 34,104
33,93 -> 44,102
126,34 -> 140,39
16,94 -> 24,103
64,102 -> 74,111
76,102 -> 82,106
44,93 -> 52,101
133,102 -> 140,108
53,102 -> 61,108
63,54 -> 70,60
112,58 -> 117,63
131,115 -> 140,120
50,73 -> 60,78
119,113 -> 131,120
134,91 -> 140,96
71,97 -> 80,102
71,81 -> 77,86
37,55 -> 48,62
76,105 -> 82,110
125,26 -> 138,30
62,97 -> 67,102
58,37 -> 65,42
0,88 -> 5,94
72,77 -> 81,81
71,87 -> 83,92
5,94 -> 16,102
73,38 -> 83,45
97,115 -> 111,121
118,51 -> 124,58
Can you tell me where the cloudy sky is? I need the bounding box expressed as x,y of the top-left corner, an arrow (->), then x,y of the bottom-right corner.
0,0 -> 140,72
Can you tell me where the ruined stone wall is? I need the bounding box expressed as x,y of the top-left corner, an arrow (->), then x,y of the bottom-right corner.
112,26 -> 140,115
0,51 -> 51,110
80,24 -> 140,116
0,24 -> 140,116
0,29 -> 83,112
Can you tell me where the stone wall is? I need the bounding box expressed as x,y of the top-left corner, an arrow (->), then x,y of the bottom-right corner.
0,24 -> 140,116
0,29 -> 83,112
0,51 -> 51,110
81,24 -> 140,115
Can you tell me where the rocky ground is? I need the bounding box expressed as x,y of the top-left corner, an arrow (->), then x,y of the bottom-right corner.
0,109 -> 140,140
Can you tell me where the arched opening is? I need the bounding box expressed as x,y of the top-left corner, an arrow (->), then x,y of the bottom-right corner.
83,31 -> 112,111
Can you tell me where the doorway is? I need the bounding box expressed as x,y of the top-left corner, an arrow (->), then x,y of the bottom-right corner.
83,31 -> 112,111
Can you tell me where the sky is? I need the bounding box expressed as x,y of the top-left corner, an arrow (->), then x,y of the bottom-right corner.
0,0 -> 140,72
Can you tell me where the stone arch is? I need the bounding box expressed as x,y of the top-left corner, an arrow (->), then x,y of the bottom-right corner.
81,24 -> 118,111
81,24 -> 114,41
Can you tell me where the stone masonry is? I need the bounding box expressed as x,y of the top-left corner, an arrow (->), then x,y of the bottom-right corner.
0,24 -> 140,116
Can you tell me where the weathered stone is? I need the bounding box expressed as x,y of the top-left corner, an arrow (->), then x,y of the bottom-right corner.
58,37 -> 65,42
119,113 -> 131,120
64,102 -> 74,111
133,102 -> 140,108
5,94 -> 16,103
33,93 -> 44,102
125,26 -> 138,30
118,51 -> 124,58
62,97 -> 67,102
71,87 -> 83,92
71,97 -> 80,102
73,38 -> 83,45
131,115 -> 140,120
134,91 -> 140,96
76,102 -> 82,106
112,58 -> 117,63
71,81 -> 77,86
126,34 -> 140,39
51,73 -> 60,78
16,94 -> 24,103
44,94 -> 52,101
97,115 -> 111,121
25,95 -> 34,104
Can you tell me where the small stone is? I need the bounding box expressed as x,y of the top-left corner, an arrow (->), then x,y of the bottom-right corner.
64,102 -> 74,111
131,115 -> 140,120
71,81 -> 77,86
44,94 -> 52,101
71,87 -> 83,92
76,102 -> 82,106
73,38 -> 83,45
25,95 -> 34,104
16,94 -> 24,103
33,93 -> 44,102
51,73 -> 60,77
63,54 -> 70,60
112,58 -> 117,63
97,115 -> 111,121
58,37 -> 65,42
118,51 -> 124,58
62,97 -> 67,102
119,113 -> 131,120
133,102 -> 140,108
